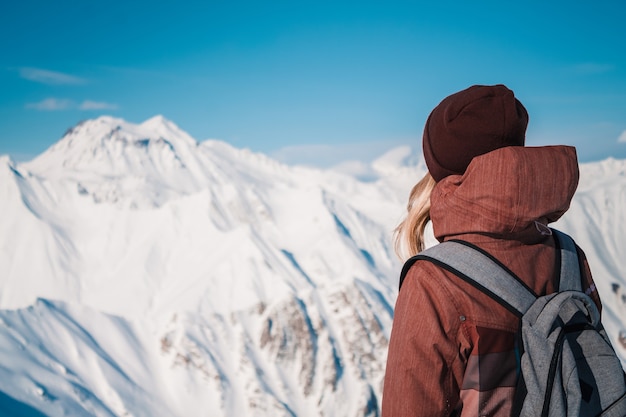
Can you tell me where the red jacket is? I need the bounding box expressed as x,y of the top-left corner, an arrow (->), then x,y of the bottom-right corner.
382,146 -> 601,417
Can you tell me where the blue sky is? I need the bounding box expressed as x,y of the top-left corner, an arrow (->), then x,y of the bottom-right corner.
1,0 -> 625,166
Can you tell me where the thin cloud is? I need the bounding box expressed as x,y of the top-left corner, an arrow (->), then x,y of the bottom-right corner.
331,160 -> 378,180
25,98 -> 119,111
19,67 -> 87,85
618,130 -> 626,143
270,139 -> 412,169
25,98 -> 73,111
79,100 -> 118,110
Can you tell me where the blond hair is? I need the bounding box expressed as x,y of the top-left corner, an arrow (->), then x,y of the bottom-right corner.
394,172 -> 436,259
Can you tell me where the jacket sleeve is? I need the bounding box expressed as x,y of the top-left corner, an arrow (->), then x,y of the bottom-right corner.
382,263 -> 465,417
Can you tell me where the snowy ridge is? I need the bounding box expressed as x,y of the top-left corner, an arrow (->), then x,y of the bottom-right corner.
0,116 -> 625,416
0,116 -> 412,416
26,115 -> 196,175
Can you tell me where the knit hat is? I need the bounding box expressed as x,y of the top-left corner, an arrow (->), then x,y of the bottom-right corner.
422,84 -> 529,182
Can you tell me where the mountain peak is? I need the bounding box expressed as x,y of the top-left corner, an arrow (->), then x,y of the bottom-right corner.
371,145 -> 425,177
140,115 -> 177,133
25,115 -> 198,175
73,115 -> 128,131
139,115 -> 197,146
141,114 -> 169,127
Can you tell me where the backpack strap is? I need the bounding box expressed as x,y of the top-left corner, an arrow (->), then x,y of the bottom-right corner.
398,229 -> 582,317
553,229 -> 582,292
404,241 -> 535,317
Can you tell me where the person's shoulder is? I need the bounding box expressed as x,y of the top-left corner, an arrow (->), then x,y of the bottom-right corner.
401,255 -> 460,298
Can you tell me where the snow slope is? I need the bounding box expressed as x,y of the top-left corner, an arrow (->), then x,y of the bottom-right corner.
0,116 -> 624,416
0,116 -> 419,416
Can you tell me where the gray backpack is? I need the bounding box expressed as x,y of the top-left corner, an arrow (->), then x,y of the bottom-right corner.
400,229 -> 626,416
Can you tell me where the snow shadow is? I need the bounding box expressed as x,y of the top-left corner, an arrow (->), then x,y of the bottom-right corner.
0,391 -> 48,417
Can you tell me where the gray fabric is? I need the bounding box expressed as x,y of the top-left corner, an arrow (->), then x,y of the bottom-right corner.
516,290 -> 625,416
554,229 -> 582,292
601,393 -> 626,417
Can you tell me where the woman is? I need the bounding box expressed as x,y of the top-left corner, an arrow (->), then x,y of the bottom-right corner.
381,85 -> 601,416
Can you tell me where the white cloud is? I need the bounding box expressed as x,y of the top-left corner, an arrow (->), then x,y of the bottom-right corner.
19,67 -> 87,85
271,144 -> 341,168
270,139 -> 412,169
79,100 -> 118,110
331,160 -> 379,181
618,130 -> 626,143
25,98 -> 73,111
25,98 -> 119,111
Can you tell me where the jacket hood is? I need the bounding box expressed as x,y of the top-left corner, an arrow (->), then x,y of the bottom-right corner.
430,146 -> 579,242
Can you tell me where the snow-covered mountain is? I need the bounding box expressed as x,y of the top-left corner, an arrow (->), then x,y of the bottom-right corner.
0,116 -> 624,416
0,115 -> 421,417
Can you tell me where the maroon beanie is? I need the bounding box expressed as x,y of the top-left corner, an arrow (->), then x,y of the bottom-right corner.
422,84 -> 529,182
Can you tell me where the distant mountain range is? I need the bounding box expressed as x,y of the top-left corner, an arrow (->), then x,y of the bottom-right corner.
0,116 -> 624,416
